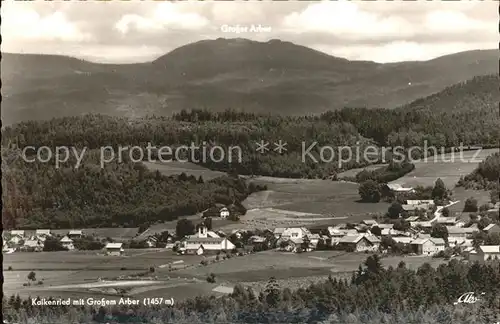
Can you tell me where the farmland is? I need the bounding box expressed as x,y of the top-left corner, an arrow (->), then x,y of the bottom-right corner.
390,148 -> 497,188
142,161 -> 225,181
4,248 -> 449,303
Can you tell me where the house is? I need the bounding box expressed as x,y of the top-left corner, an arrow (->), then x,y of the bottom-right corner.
406,216 -> 420,222
145,236 -> 158,248
202,205 -> 230,219
280,238 -> 303,253
483,224 -> 500,235
384,184 -> 415,194
392,237 -> 413,245
361,220 -> 378,227
469,245 -> 500,264
364,235 -> 381,250
8,236 -> 23,245
23,240 -> 44,252
231,229 -> 246,239
249,235 -> 266,244
406,200 -> 435,206
446,226 -> 478,239
219,207 -> 230,219
105,243 -> 124,256
68,230 -> 83,239
279,227 -> 311,243
273,228 -> 286,239
35,229 -> 51,237
10,230 -> 25,237
60,236 -> 75,250
410,238 -> 445,255
181,226 -> 235,255
402,204 -> 431,216
308,233 -> 321,248
436,217 -> 458,226
338,235 -> 378,252
410,221 -> 433,229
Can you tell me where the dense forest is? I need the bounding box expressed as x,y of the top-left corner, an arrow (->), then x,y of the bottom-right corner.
2,76 -> 498,179
4,256 -> 500,323
1,149 -> 264,229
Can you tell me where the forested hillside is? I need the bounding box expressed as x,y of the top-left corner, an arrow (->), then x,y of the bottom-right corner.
1,149 -> 263,229
3,74 -> 498,181
320,75 -> 499,146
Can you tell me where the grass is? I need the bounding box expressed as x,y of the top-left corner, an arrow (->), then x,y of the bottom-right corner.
337,164 -> 388,178
142,161 -> 225,180
390,148 -> 497,188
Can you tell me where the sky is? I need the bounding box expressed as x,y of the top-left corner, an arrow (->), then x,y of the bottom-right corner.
1,0 -> 497,63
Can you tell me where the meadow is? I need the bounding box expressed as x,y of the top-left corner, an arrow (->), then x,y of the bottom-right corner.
390,148 -> 497,188
142,161 -> 225,180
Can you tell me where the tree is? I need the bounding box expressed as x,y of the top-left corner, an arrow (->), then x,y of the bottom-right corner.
364,254 -> 383,274
464,197 -> 479,212
203,217 -> 213,230
393,219 -> 410,232
490,189 -> 499,204
359,180 -> 381,202
43,237 -> 67,252
137,224 -> 148,234
479,204 -> 490,213
432,178 -> 447,200
431,223 -> 448,242
441,207 -> 450,217
387,202 -> 403,219
264,277 -> 281,307
176,219 -> 195,238
27,271 -> 36,282
371,226 -> 382,236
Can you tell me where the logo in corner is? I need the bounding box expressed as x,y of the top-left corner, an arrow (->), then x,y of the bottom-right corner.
453,292 -> 485,305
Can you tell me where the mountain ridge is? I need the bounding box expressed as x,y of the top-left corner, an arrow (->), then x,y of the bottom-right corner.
1,38 -> 497,125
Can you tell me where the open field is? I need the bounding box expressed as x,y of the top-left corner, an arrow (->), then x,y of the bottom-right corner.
142,161 -> 225,180
390,148 -> 498,188
3,246 -> 451,302
171,250 -> 446,283
447,187 -> 492,215
337,164 -> 388,178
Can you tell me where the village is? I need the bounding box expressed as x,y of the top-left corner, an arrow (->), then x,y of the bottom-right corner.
4,188 -> 500,265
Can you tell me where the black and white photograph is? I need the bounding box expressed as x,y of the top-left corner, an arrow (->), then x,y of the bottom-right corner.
1,1 -> 499,323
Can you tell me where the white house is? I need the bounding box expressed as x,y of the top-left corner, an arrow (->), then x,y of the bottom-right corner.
469,245 -> 500,264
10,230 -> 25,237
23,240 -> 43,252
35,229 -> 51,237
436,217 -> 458,226
181,226 -> 235,255
68,230 -> 83,239
279,227 -> 311,243
105,243 -> 124,256
385,184 -> 415,193
361,220 -> 378,227
406,200 -> 435,206
60,236 -> 75,250
219,207 -> 230,219
410,238 -> 445,255
9,236 -> 23,245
